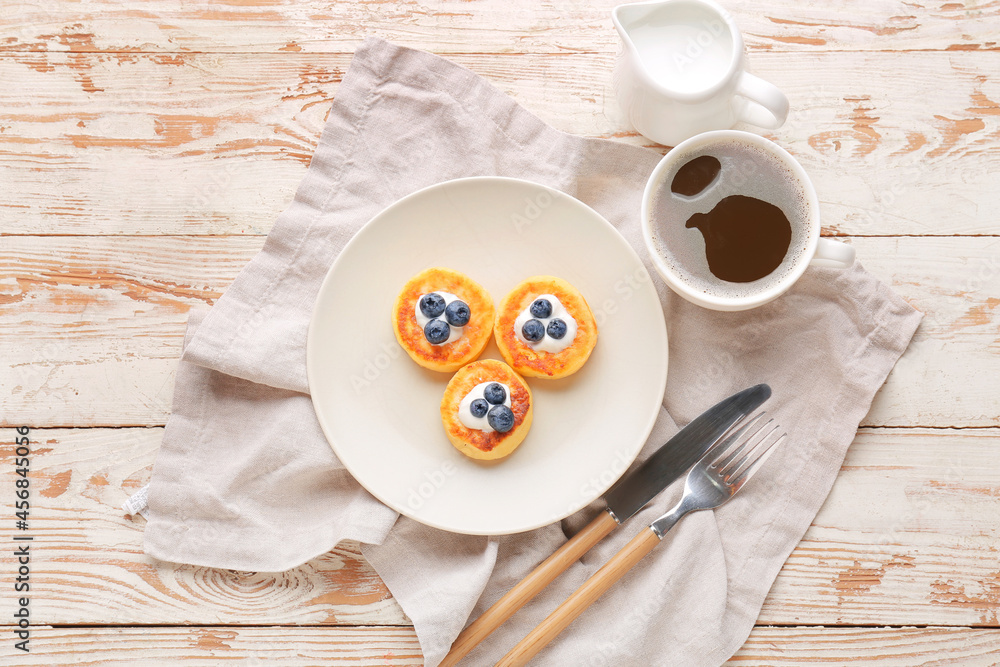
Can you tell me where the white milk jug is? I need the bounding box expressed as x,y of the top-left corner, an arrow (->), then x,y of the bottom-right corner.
613,0 -> 789,146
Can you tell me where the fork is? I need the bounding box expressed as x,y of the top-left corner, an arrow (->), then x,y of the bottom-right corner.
495,412 -> 785,667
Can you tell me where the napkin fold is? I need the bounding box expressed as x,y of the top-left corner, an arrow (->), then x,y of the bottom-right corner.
145,38 -> 922,666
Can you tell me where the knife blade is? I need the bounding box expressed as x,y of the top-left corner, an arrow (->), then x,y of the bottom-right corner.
603,382 -> 771,523
438,383 -> 771,667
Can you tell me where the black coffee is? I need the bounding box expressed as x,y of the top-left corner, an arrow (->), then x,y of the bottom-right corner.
685,194 -> 791,283
671,155 -> 721,197
650,139 -> 809,299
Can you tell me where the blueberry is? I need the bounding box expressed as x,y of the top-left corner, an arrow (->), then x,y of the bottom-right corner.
483,382 -> 507,405
419,293 -> 446,318
487,405 -> 515,433
521,319 -> 545,342
424,318 -> 450,344
546,318 -> 568,339
529,298 -> 552,319
445,300 -> 471,327
469,398 -> 489,418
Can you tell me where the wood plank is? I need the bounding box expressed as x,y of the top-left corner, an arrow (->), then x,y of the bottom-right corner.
0,427 -> 410,627
0,626 -> 422,666
860,236 -> 1000,428
0,50 -> 997,236
1,426 -> 997,627
1,235 -> 996,428
4,626 -> 1000,666
760,428 -> 1000,626
3,626 -> 1000,666
0,236 -> 262,426
729,627 -> 1000,665
0,0 -> 993,55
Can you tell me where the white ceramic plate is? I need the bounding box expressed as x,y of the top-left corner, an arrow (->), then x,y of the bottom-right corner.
307,177 -> 667,535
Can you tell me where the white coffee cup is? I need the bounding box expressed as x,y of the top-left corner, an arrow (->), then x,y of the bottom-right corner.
612,0 -> 789,146
641,130 -> 856,311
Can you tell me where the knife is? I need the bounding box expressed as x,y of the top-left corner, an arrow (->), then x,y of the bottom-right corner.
438,383 -> 771,666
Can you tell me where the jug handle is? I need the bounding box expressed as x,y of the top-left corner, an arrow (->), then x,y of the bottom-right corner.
735,72 -> 789,130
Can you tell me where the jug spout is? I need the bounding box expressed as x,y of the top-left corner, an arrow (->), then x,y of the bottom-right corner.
612,1 -> 662,47
612,0 -> 740,98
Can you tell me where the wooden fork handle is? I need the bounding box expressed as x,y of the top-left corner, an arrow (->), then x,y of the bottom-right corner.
438,509 -> 618,667
495,527 -> 661,667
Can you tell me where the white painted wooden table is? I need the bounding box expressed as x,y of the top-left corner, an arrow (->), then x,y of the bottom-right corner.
2,1 -> 999,664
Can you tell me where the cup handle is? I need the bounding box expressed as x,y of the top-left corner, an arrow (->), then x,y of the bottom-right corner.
811,237 -> 856,268
735,72 -> 789,130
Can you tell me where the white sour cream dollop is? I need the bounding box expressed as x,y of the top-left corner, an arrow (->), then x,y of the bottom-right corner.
458,382 -> 512,432
513,294 -> 577,353
414,291 -> 464,346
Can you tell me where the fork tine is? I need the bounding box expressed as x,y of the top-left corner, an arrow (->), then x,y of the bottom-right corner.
718,419 -> 779,477
727,431 -> 785,487
704,412 -> 766,464
714,416 -> 773,472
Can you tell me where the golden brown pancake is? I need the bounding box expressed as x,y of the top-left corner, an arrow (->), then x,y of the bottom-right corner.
392,267 -> 495,373
494,276 -> 597,379
440,359 -> 533,461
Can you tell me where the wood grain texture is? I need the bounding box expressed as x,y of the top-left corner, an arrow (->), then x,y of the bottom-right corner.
728,626 -> 1000,665
0,236 -> 262,426
859,236 -> 1000,428
0,427 -> 408,627
2,0 -> 997,662
0,626 -> 423,666
760,428 -> 1000,626
2,626 -> 1000,666
1,426 -> 997,628
1,235 -> 996,428
0,0 -> 995,54
0,51 -> 997,236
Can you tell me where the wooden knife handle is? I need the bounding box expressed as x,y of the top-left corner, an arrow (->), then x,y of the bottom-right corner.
438,509 -> 618,667
495,526 -> 661,667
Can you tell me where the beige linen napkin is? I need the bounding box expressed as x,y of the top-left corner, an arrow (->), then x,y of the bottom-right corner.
145,38 -> 921,666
